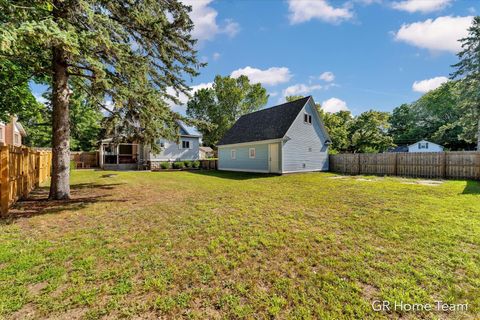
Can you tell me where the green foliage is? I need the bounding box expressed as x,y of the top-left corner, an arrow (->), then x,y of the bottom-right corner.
389,81 -> 476,150
0,0 -> 202,149
285,95 -> 305,102
451,16 -> 480,149
160,162 -> 170,170
0,61 -> 42,123
320,110 -> 352,153
172,162 -> 184,169
349,110 -> 394,153
187,75 -> 268,146
192,160 -> 200,168
183,160 -> 192,168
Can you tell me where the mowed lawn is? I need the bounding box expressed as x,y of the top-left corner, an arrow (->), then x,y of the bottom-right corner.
1,170 -> 479,319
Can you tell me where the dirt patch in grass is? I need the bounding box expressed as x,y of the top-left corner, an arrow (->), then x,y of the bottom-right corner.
401,179 -> 444,186
10,304 -> 36,320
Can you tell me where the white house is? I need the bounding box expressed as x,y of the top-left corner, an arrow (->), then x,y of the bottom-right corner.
408,140 -> 444,153
99,121 -> 202,170
217,96 -> 331,174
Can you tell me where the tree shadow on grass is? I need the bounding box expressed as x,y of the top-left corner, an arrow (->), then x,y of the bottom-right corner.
462,180 -> 480,195
186,170 -> 278,180
1,182 -> 127,223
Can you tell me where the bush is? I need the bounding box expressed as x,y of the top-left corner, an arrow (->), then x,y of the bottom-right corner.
160,162 -> 170,170
192,160 -> 200,168
183,160 -> 192,168
172,162 -> 184,169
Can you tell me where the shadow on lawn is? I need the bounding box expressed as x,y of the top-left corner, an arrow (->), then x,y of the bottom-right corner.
188,170 -> 278,180
462,180 -> 480,195
2,182 -> 126,222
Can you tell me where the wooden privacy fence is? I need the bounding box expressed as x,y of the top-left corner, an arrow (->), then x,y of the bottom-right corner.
200,159 -> 217,170
329,152 -> 480,180
0,145 -> 52,216
71,151 -> 99,168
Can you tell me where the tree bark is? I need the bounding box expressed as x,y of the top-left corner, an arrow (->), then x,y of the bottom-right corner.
49,47 -> 71,200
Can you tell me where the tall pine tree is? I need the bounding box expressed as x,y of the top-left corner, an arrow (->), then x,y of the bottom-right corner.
451,16 -> 480,150
0,1 -> 201,199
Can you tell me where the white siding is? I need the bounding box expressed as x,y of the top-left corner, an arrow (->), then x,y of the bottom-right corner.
282,100 -> 329,173
408,140 -> 444,153
148,137 -> 200,161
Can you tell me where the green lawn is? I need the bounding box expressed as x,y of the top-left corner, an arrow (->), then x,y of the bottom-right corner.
1,170 -> 479,319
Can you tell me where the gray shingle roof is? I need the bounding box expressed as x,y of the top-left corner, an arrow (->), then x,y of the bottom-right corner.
217,96 -> 311,146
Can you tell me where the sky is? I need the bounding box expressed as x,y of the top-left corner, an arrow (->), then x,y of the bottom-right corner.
31,0 -> 479,116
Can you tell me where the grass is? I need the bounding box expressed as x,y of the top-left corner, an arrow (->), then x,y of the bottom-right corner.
0,170 -> 479,319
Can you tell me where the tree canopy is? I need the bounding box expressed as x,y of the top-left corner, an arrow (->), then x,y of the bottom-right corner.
451,16 -> 480,150
0,0 -> 202,198
187,75 -> 268,146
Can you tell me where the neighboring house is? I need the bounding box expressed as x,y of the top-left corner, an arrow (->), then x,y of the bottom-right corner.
0,116 -> 27,147
99,121 -> 201,170
199,146 -> 214,159
217,96 -> 331,174
408,140 -> 444,153
387,140 -> 444,153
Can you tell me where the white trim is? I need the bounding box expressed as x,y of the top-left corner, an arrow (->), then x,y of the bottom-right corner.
218,138 -> 283,148
249,147 -> 256,159
230,149 -> 236,159
282,169 -> 326,173
218,167 -> 269,173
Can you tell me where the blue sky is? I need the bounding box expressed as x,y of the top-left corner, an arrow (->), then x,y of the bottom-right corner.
31,0 -> 479,115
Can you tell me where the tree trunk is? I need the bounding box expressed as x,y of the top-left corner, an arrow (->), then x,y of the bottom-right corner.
49,47 -> 71,200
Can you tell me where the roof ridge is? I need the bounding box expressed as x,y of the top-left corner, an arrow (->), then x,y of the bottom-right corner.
238,95 -> 311,118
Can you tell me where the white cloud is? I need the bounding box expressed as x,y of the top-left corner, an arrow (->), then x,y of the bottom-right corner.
288,0 -> 353,24
283,83 -> 322,97
319,71 -> 335,82
269,91 -> 279,97
167,82 -> 213,112
222,19 -> 240,38
230,66 -> 292,86
321,97 -> 349,113
394,16 -> 474,53
212,52 -> 221,60
34,93 -> 48,105
392,0 -> 452,13
182,0 -> 239,42
412,76 -> 448,93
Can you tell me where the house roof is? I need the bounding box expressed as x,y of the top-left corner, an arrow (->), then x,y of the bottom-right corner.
177,121 -> 201,137
388,145 -> 408,153
408,140 -> 443,148
217,96 -> 312,146
200,146 -> 213,152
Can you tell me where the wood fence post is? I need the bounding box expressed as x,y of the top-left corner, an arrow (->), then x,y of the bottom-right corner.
357,154 -> 361,175
441,152 -> 447,179
1,146 -> 10,217
394,153 -> 398,176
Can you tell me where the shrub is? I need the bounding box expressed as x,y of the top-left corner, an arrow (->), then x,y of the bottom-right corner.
183,160 -> 192,168
160,162 -> 170,170
172,162 -> 184,169
192,160 -> 200,168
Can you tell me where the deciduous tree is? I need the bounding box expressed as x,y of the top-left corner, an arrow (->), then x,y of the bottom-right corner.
187,75 -> 268,146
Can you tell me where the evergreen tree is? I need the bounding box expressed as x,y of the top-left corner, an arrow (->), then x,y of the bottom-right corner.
0,1 -> 202,199
451,16 -> 480,150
